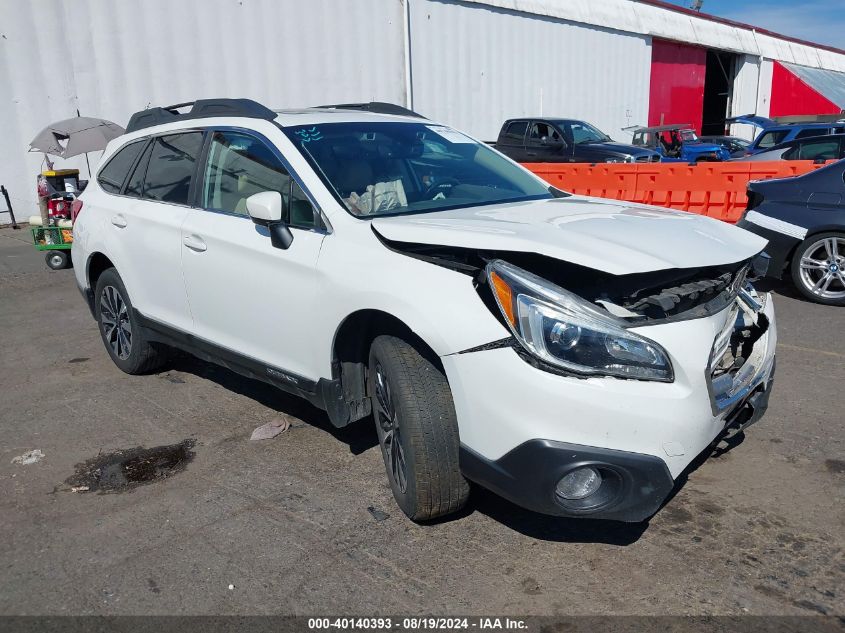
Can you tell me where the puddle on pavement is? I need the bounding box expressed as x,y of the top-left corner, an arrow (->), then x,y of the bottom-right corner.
65,439 -> 195,493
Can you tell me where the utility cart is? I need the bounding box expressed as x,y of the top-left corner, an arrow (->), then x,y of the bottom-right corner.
31,223 -> 73,270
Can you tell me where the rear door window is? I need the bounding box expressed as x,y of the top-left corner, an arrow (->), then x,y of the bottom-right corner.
797,139 -> 841,161
97,140 -> 147,194
142,133 -> 204,205
756,130 -> 789,149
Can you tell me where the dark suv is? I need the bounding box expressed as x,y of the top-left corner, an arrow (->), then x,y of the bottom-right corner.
494,118 -> 660,164
728,115 -> 845,155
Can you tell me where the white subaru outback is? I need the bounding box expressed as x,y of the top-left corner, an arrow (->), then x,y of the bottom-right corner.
72,99 -> 777,523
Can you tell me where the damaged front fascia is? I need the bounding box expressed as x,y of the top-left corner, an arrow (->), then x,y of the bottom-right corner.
374,227 -> 757,325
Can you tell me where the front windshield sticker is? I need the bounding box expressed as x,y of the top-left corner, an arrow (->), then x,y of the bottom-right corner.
295,127 -> 323,143
426,126 -> 473,144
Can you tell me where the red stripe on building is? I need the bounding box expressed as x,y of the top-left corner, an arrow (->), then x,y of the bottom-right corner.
770,61 -> 840,117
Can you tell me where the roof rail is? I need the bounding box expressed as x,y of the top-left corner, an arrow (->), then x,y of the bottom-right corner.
772,113 -> 845,125
126,98 -> 277,133
317,102 -> 426,119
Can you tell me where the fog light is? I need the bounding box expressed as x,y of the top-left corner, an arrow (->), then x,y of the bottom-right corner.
556,467 -> 602,500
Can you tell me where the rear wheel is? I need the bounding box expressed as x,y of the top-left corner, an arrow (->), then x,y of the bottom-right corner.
94,268 -> 170,374
369,335 -> 469,521
790,232 -> 845,306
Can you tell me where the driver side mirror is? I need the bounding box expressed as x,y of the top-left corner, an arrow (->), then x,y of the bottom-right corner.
246,191 -> 293,250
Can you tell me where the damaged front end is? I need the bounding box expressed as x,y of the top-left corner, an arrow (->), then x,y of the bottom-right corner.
378,230 -> 772,387
377,230 -> 763,324
707,288 -> 775,433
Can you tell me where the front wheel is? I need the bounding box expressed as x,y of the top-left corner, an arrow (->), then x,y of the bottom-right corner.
790,232 -> 845,306
369,335 -> 469,521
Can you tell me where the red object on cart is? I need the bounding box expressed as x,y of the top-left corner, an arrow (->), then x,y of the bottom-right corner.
47,195 -> 75,220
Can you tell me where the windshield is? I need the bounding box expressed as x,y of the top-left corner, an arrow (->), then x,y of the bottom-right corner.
679,129 -> 699,142
569,121 -> 611,144
284,122 -> 552,217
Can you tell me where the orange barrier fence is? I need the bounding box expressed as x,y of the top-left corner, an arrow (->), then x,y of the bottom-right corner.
524,161 -> 831,223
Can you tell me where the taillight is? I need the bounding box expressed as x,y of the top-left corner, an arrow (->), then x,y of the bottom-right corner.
71,199 -> 84,224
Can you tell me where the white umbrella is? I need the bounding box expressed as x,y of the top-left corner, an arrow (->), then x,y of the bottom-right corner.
29,116 -> 124,158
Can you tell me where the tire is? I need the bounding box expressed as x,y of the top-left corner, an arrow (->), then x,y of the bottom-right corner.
94,268 -> 170,374
45,250 -> 69,270
368,335 -> 469,521
789,231 -> 845,306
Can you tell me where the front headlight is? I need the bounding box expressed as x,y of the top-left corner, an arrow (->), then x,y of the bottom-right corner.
487,260 -> 674,382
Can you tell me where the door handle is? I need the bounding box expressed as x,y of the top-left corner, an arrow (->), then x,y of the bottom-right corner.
183,234 -> 207,252
110,215 -> 127,228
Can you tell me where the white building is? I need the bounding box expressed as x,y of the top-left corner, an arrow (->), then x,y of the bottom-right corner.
2,0 -> 844,224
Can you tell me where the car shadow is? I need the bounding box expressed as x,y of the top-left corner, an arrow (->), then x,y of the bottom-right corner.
162,351 -> 749,546
453,426 -> 750,545
166,352 -> 380,455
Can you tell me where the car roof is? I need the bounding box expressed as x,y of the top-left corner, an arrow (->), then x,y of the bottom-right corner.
503,117 -> 591,125
124,99 -> 427,135
764,122 -> 845,132
101,105 -> 445,161
273,108 -> 423,127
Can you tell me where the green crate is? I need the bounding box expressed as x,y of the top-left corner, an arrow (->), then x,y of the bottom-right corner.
31,225 -> 72,251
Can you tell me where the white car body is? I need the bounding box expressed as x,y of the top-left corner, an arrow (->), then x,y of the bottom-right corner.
73,104 -> 777,522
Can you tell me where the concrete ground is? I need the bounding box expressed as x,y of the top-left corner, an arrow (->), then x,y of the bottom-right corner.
0,226 -> 842,616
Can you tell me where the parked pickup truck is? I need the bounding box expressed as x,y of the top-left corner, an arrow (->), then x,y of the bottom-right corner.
494,118 -> 661,164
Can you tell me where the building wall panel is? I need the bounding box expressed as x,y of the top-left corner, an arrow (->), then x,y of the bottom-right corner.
409,0 -> 652,142
0,0 -> 406,223
756,59 -> 774,118
729,55 -> 761,140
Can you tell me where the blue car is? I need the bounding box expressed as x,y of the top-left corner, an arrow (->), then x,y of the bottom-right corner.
630,124 -> 731,162
727,115 -> 845,155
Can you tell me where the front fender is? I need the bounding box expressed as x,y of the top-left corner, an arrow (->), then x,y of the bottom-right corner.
311,224 -> 509,375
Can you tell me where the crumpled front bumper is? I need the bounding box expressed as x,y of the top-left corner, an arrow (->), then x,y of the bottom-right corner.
443,290 -> 777,522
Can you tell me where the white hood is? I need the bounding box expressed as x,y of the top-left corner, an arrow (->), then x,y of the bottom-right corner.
372,196 -> 767,275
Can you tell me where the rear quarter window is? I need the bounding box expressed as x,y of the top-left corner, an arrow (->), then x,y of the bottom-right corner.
97,140 -> 147,194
